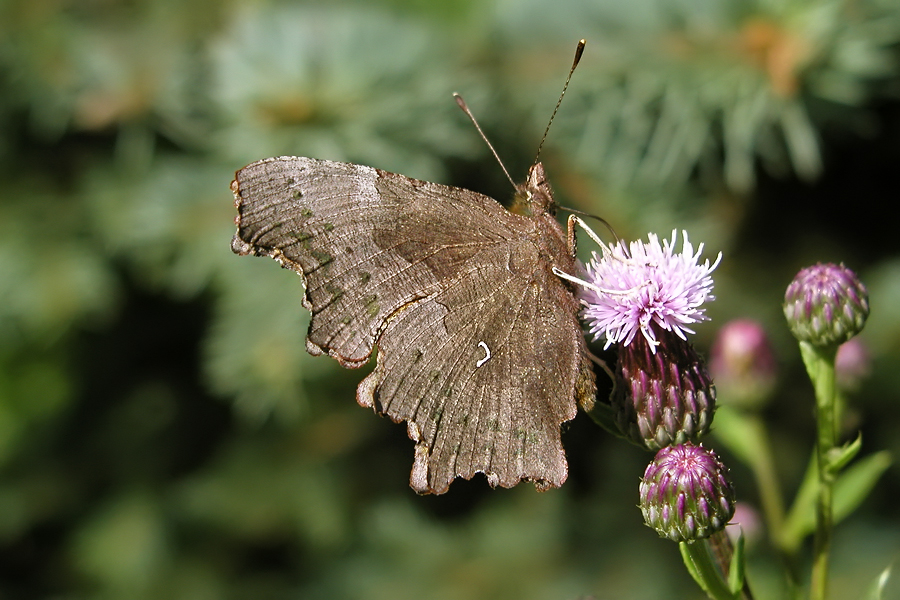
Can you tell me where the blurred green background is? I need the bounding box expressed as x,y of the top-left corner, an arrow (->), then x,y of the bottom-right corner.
1,0 -> 900,598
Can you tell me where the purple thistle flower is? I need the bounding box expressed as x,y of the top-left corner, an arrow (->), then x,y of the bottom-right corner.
579,230 -> 721,354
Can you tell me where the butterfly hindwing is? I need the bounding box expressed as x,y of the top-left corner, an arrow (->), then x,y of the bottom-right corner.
363,238 -> 588,493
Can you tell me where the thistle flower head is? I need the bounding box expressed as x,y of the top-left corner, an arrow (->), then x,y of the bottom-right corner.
640,443 -> 735,543
580,230 -> 721,354
783,263 -> 869,348
613,331 -> 716,450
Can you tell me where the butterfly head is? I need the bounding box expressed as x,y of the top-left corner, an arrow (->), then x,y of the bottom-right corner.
511,162 -> 557,218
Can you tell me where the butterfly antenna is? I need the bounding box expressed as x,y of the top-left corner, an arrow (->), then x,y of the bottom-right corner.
534,39 -> 585,165
453,92 -> 517,191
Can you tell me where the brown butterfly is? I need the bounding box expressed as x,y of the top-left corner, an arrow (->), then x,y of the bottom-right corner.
230,43 -> 596,495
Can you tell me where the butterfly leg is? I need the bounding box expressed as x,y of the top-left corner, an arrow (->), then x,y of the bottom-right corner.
565,214 -> 578,258
553,217 -> 608,296
568,214 -> 610,251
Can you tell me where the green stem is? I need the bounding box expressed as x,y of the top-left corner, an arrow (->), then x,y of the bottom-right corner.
747,421 -> 802,595
711,407 -> 793,584
799,341 -> 839,600
680,539 -> 739,600
745,415 -> 786,547
708,531 -> 755,600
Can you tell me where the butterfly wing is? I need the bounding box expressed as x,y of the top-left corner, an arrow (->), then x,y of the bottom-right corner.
233,157 -> 518,367
363,221 -> 595,493
232,156 -> 595,493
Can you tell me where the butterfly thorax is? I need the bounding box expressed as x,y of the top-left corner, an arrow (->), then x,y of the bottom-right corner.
510,162 -> 557,217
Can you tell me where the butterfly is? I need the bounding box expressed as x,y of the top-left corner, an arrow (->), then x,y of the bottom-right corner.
230,42 -> 596,495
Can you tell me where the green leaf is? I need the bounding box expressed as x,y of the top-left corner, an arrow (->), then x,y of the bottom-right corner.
825,433 -> 863,474
584,399 -> 625,439
679,541 -> 739,600
833,451 -> 893,524
780,454 -> 818,554
680,542 -> 709,595
727,531 -> 746,596
866,565 -> 892,600
710,405 -> 761,467
781,451 -> 892,551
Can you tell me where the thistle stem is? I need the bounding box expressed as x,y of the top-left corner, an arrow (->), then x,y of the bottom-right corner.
680,539 -> 738,600
799,341 -> 839,600
740,414 -> 786,546
708,530 -> 755,600
741,416 -> 800,593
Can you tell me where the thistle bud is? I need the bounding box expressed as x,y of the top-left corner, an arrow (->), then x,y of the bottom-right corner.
640,443 -> 735,542
835,338 -> 871,393
709,319 -> 777,408
726,502 -> 762,547
613,331 -> 715,450
783,263 -> 869,348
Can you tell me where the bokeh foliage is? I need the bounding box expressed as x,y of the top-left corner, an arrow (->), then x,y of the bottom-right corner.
1,0 -> 900,598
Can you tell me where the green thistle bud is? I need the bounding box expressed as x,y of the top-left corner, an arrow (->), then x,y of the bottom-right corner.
640,443 -> 735,542
783,263 -> 869,348
612,331 -> 716,451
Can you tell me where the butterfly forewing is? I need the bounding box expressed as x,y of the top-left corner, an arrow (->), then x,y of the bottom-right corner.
232,156 -> 596,494
233,157 -> 519,366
